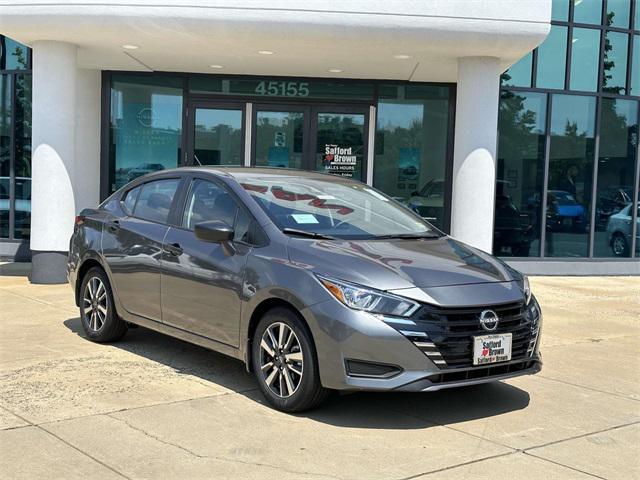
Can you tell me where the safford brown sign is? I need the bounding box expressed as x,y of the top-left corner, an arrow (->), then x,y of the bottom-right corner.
322,144 -> 357,178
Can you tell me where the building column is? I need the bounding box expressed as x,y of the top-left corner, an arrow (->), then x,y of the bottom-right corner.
450,56 -> 501,253
30,41 -> 78,283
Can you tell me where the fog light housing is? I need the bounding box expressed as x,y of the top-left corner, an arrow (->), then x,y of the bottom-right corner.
345,359 -> 402,378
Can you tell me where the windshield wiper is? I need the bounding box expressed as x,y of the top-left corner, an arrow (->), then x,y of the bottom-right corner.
373,233 -> 441,240
282,228 -> 335,240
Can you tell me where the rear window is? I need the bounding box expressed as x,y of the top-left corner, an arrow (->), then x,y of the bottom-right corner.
134,179 -> 180,224
121,186 -> 141,215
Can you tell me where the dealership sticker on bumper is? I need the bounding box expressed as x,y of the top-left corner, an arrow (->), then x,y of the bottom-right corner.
473,333 -> 512,365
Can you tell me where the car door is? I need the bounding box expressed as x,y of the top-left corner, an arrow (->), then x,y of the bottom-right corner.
102,177 -> 183,321
160,176 -> 257,347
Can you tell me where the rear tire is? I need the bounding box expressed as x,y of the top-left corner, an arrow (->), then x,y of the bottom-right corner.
252,308 -> 329,412
79,267 -> 127,343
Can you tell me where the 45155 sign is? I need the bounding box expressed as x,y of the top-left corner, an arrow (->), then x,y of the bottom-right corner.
254,81 -> 310,97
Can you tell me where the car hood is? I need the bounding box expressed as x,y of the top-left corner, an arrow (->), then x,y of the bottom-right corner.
287,236 -> 521,292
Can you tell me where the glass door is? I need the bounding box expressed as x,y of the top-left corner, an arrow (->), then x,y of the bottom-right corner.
311,107 -> 368,181
252,104 -> 369,181
252,105 -> 309,169
186,101 -> 245,166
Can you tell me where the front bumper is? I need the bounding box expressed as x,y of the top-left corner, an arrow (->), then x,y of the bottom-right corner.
395,358 -> 542,392
303,298 -> 542,392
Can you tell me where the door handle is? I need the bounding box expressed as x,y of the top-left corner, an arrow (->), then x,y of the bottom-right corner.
107,220 -> 120,233
164,242 -> 183,256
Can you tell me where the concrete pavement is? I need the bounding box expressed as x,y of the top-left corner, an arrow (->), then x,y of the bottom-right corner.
1,274 -> 639,479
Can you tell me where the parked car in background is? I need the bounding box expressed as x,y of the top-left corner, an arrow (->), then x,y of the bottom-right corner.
544,190 -> 587,232
596,187 -> 633,230
607,202 -> 639,257
68,167 -> 542,412
493,192 -> 533,257
405,179 -> 445,228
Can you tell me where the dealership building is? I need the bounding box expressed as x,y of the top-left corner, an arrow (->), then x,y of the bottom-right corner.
1,0 -> 639,282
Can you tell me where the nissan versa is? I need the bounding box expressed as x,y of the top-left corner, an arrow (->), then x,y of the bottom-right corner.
68,167 -> 542,412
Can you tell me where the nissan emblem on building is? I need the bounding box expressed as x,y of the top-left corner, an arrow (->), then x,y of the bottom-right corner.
479,310 -> 499,332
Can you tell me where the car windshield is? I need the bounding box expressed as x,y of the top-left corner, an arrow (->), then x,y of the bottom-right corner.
238,174 -> 441,239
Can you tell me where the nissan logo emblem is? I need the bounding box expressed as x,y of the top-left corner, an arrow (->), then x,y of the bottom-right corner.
479,310 -> 499,332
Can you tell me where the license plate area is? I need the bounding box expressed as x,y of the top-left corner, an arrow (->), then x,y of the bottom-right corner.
473,333 -> 512,365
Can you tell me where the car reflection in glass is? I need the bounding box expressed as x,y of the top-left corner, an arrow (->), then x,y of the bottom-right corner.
537,190 -> 588,233
606,202 -> 639,257
404,178 -> 445,228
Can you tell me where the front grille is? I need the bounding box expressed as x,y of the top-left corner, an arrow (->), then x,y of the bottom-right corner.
390,300 -> 540,369
427,360 -> 539,383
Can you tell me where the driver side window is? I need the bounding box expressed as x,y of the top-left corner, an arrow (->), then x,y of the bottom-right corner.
182,179 -> 238,230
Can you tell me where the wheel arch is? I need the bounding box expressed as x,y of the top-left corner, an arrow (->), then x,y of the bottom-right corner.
244,297 -> 315,373
75,256 -> 104,306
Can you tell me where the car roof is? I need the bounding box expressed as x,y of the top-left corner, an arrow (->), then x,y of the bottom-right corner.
157,166 -> 362,184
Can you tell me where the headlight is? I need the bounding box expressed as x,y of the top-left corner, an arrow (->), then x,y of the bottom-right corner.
522,275 -> 532,305
316,275 -> 419,317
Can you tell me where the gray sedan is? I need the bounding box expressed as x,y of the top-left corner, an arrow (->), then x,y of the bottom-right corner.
68,167 -> 542,412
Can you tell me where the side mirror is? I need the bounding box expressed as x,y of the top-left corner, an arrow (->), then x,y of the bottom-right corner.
194,220 -> 234,243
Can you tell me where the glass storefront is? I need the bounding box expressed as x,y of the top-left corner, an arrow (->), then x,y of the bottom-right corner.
254,109 -> 304,169
373,85 -> 451,231
573,0 -> 602,25
109,75 -> 183,191
594,98 -> 638,257
536,26 -> 568,89
13,73 -> 31,239
546,94 -> 596,258
569,27 -> 600,92
1,35 -> 32,242
105,75 -> 455,230
495,91 -> 546,257
192,106 -> 243,166
0,73 -> 10,238
499,0 -> 639,260
314,109 -> 367,181
251,104 -> 369,181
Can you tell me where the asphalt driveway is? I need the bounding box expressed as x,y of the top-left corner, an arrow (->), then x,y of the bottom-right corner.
1,273 -> 639,479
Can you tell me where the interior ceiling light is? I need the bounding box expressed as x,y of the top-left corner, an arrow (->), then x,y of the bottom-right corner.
209,64 -> 224,69
328,68 -> 343,73
122,44 -> 139,50
258,50 -> 275,55
393,54 -> 412,59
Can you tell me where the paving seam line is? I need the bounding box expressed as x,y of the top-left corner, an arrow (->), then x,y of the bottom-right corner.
523,420 -> 640,453
537,374 -> 640,402
0,403 -> 131,479
104,413 -> 346,480
522,451 -> 607,480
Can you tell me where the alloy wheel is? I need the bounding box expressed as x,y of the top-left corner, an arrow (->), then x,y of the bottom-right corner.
612,236 -> 626,256
83,276 -> 108,332
259,322 -> 304,398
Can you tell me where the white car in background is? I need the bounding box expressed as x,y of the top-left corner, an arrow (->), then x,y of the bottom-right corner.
607,202 -> 639,257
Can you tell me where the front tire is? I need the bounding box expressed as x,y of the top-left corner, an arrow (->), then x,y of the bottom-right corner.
79,267 -> 127,343
252,308 -> 329,412
611,233 -> 629,257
